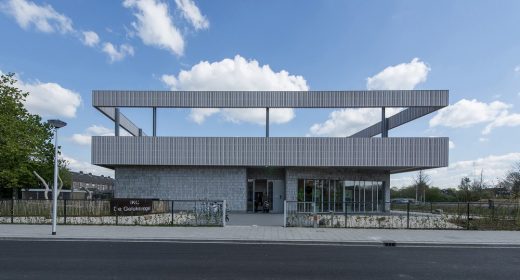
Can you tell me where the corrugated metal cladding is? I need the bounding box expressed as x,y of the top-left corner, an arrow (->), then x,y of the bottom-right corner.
92,90 -> 449,108
92,137 -> 449,169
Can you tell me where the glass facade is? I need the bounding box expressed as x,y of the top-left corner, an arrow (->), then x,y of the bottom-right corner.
297,179 -> 385,213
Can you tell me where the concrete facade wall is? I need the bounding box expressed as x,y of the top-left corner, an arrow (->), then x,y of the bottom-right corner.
285,167 -> 391,207
114,166 -> 391,212
114,166 -> 247,211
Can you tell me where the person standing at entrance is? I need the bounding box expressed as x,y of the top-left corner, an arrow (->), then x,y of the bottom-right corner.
263,200 -> 270,213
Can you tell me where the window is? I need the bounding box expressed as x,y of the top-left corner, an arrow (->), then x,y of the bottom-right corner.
296,179 -> 384,213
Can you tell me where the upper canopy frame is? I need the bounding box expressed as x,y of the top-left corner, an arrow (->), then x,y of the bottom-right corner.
91,90 -> 449,137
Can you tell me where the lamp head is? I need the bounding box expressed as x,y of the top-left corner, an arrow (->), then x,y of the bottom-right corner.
48,119 -> 67,129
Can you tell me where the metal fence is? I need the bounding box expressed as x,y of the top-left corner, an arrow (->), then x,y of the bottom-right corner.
284,201 -> 520,230
0,199 -> 225,227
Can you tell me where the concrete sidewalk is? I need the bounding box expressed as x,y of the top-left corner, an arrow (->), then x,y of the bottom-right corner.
1,224 -> 520,246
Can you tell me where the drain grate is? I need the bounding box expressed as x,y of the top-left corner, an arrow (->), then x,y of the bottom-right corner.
382,240 -> 397,247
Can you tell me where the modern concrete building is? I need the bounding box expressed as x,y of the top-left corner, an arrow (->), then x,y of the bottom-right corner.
91,90 -> 449,213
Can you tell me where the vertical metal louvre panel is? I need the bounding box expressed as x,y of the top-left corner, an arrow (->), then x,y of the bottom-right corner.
92,137 -> 449,168
92,90 -> 449,108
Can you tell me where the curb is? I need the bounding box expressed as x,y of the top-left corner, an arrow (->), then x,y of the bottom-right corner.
1,236 -> 520,248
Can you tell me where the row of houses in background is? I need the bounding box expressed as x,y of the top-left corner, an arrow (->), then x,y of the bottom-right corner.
22,171 -> 115,200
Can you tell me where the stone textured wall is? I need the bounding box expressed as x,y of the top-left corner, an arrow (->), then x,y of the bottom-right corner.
285,167 -> 391,207
115,166 -> 247,211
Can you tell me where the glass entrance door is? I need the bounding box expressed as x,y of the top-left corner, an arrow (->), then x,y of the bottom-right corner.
267,181 -> 274,211
247,179 -> 254,212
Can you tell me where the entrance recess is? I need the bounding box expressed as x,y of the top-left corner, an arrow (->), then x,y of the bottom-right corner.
247,179 -> 285,213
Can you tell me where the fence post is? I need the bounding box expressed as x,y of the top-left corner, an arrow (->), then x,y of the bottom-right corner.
466,202 -> 470,230
491,203 -> 495,221
430,202 -> 433,214
171,200 -> 174,226
115,210 -> 118,226
11,198 -> 14,224
64,199 -> 67,225
406,201 -> 410,229
283,200 -> 287,228
195,201 -> 198,226
313,202 -> 317,228
344,201 -> 348,228
222,200 -> 226,227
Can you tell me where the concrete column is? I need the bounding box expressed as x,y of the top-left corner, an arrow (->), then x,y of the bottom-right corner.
114,108 -> 120,137
266,107 -> 269,137
381,107 -> 388,138
152,107 -> 157,137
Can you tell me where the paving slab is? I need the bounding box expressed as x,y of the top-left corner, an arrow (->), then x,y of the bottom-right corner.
1,224 -> 520,246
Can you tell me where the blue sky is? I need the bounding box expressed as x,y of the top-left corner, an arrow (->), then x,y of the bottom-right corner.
1,0 -> 519,187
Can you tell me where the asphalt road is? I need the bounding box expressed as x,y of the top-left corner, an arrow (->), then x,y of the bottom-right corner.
0,240 -> 519,280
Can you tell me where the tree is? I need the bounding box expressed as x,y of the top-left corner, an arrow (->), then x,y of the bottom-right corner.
412,171 -> 430,203
0,72 -> 70,198
458,177 -> 472,202
391,185 -> 458,202
500,162 -> 520,200
469,169 -> 486,200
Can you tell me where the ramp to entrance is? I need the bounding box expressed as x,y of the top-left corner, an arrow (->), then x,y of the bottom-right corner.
227,213 -> 284,227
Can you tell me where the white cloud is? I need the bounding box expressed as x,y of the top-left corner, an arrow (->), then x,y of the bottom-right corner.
366,58 -> 430,90
175,0 -> 209,30
2,0 -> 136,64
61,153 -> 114,177
123,0 -> 184,56
308,108 -> 402,137
71,125 -> 112,146
448,140 -> 455,149
71,125 -> 130,146
430,99 -> 520,134
1,0 -> 73,33
482,111 -> 520,135
514,65 -> 520,72
309,58 -> 428,137
430,99 -> 509,128
70,134 -> 91,146
479,137 -> 489,142
102,42 -> 134,62
81,30 -> 100,47
187,108 -> 220,124
392,152 -> 520,188
161,55 -> 309,125
7,73 -> 82,118
222,108 -> 295,125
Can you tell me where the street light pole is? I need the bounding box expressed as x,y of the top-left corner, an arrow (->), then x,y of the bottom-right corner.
52,126 -> 59,235
48,119 -> 67,236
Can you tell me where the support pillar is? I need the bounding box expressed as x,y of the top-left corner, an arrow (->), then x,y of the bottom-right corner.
152,107 -> 157,137
114,108 -> 120,137
266,107 -> 269,137
138,128 -> 143,137
381,107 -> 388,138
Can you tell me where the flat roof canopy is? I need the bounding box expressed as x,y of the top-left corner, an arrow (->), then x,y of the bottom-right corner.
93,90 -> 448,108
